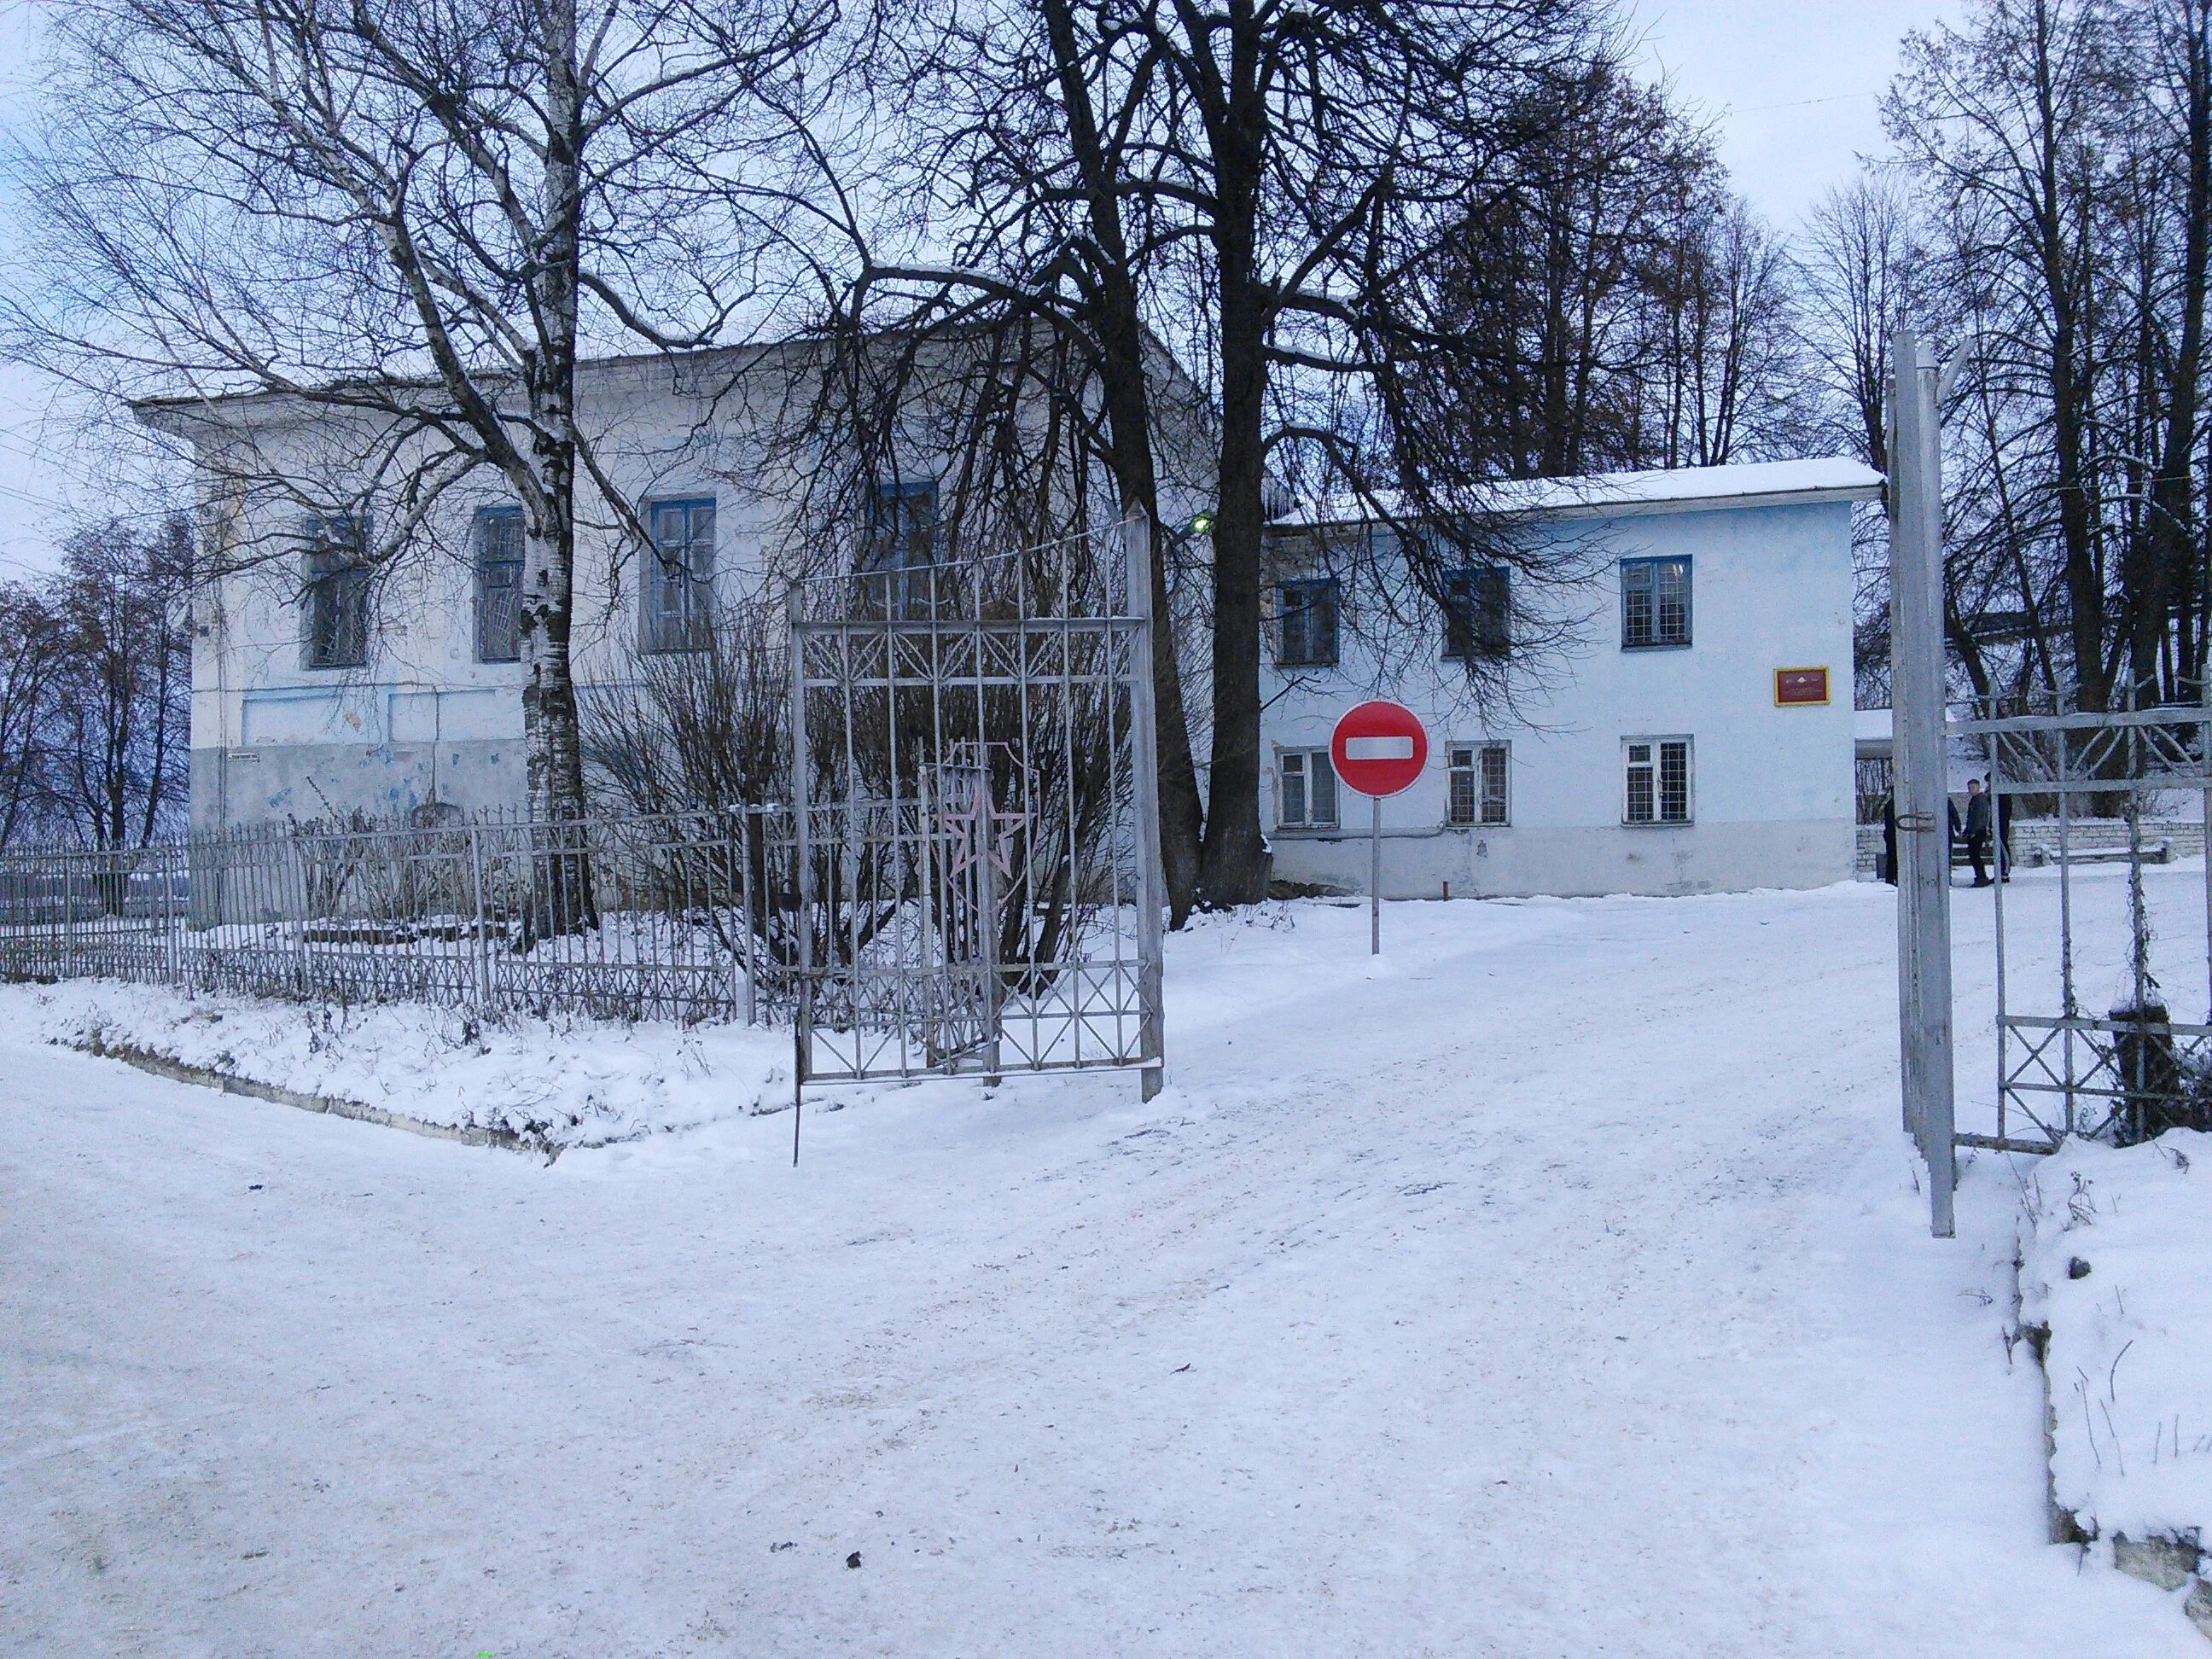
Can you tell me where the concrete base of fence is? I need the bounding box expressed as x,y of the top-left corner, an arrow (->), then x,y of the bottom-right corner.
68,1033 -> 553,1161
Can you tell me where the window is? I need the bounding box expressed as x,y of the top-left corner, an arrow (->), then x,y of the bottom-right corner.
475,506 -> 523,663
1278,748 -> 1338,830
1624,736 -> 1692,824
859,477 -> 940,619
643,497 -> 714,653
1621,556 -> 1692,649
1449,742 -> 1511,826
1278,577 -> 1339,667
301,514 -> 369,670
1443,565 -> 1511,661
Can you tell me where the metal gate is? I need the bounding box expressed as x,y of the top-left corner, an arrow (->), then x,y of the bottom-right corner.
1958,702 -> 2212,1154
786,517 -> 1165,1102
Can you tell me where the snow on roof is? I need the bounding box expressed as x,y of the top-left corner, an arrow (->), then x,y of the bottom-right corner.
1854,708 -> 1893,744
1274,457 -> 1886,528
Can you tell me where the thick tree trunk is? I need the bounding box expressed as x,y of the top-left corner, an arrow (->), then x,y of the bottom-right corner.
520,0 -> 596,936
1196,98 -> 1271,910
1039,0 -> 1205,926
2140,0 -> 2211,703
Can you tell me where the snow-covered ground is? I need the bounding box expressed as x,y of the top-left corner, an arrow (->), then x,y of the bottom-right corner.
2023,1129 -> 2212,1554
10,978 -> 789,1150
3,878 -> 2206,1656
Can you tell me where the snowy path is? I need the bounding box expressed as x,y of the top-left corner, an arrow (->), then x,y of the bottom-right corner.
1,883 -> 2198,1656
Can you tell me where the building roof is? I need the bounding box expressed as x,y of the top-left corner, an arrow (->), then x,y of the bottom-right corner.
1274,457 -> 1886,529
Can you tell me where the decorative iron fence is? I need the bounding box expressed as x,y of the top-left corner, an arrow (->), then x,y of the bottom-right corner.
0,806 -> 800,1026
1959,702 -> 2212,1153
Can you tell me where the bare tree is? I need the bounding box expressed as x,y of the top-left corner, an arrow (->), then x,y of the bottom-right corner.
835,0 -> 1604,908
0,585 -> 61,847
38,514 -> 194,853
7,0 -> 826,876
1885,0 -> 2133,710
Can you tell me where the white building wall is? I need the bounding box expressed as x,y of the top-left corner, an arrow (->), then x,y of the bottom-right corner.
1259,493 -> 1862,899
179,345 -> 1217,833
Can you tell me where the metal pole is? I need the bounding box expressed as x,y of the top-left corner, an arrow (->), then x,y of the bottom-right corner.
1121,513 -> 1167,1102
978,765 -> 1004,1086
1889,324 -> 1957,1237
467,823 -> 491,1016
1370,795 -> 1382,956
788,585 -> 812,1167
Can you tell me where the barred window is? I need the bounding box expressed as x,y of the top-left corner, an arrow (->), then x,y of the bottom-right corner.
1621,556 -> 1692,649
1448,742 -> 1511,826
1278,748 -> 1338,830
643,497 -> 714,654
1278,577 -> 1339,667
1624,736 -> 1692,824
859,477 -> 940,620
1443,565 -> 1511,661
475,506 -> 523,663
302,514 -> 369,671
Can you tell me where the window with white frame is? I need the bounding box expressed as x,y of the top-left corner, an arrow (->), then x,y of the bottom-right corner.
1448,742 -> 1511,826
1623,736 -> 1692,824
1621,556 -> 1691,649
1278,748 -> 1338,830
643,496 -> 715,653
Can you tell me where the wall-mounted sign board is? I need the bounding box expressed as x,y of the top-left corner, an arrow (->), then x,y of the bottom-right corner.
1775,667 -> 1830,707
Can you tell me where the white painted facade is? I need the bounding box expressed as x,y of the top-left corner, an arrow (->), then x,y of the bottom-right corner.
1258,459 -> 1883,899
153,340 -> 1216,834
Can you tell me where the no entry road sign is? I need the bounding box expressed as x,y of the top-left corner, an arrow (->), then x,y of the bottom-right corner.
1328,701 -> 1429,956
1330,700 -> 1429,799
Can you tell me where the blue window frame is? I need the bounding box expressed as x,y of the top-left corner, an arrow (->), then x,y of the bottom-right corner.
475,506 -> 523,663
643,497 -> 715,653
1621,556 -> 1692,649
859,477 -> 940,619
1278,577 -> 1339,667
1442,565 -> 1511,661
301,513 -> 369,670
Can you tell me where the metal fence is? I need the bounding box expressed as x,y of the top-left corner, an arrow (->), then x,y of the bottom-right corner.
788,517 -> 1165,1097
1959,701 -> 2212,1153
0,805 -> 802,1026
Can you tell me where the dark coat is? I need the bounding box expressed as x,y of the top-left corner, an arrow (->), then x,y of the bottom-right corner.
1965,792 -> 1993,839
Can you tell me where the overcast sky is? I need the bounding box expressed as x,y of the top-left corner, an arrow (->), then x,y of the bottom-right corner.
0,0 -> 1959,576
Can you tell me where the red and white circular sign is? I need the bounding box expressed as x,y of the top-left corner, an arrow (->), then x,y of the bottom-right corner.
1330,700 -> 1429,798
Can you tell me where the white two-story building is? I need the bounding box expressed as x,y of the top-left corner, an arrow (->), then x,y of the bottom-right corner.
148,332 -> 1877,902
1257,459 -> 1882,899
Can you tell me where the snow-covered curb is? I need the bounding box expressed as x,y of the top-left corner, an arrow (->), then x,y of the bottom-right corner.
2020,1129 -> 2212,1633
0,979 -> 791,1153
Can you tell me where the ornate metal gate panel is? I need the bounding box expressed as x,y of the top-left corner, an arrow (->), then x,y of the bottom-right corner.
1957,703 -> 2212,1154
788,519 -> 1165,1099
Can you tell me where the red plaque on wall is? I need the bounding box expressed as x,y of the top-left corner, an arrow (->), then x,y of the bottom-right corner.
1774,667 -> 1830,706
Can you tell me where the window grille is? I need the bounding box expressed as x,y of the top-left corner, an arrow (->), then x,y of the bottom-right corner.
1624,736 -> 1691,824
302,514 -> 369,670
643,497 -> 715,653
1621,556 -> 1692,649
475,506 -> 522,663
1448,742 -> 1511,826
1278,748 -> 1338,829
1442,565 -> 1511,661
859,478 -> 940,620
1278,577 -> 1339,667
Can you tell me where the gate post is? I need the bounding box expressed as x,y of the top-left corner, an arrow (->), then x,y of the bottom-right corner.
1890,325 -> 1957,1237
1122,513 -> 1167,1102
788,584 -> 813,1163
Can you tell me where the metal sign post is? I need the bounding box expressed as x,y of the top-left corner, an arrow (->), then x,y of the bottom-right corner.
1330,701 -> 1429,957
1889,324 -> 1958,1238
